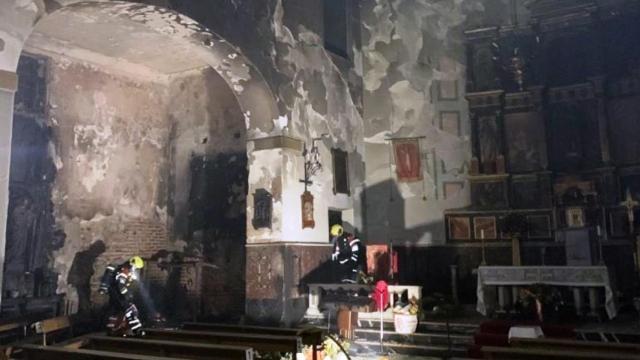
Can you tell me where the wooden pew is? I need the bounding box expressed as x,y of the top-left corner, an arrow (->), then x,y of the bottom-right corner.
510,337 -> 640,355
182,322 -> 323,347
17,343 -> 191,360
481,345 -> 640,360
143,328 -> 301,354
80,335 -> 254,360
32,316 -> 71,345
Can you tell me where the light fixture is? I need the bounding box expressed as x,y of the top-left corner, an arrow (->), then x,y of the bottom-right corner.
300,134 -> 329,191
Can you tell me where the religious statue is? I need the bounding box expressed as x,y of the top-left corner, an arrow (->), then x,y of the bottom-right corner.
509,47 -> 526,91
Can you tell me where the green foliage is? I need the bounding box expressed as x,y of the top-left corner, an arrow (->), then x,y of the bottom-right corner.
254,351 -> 293,360
322,335 -> 350,358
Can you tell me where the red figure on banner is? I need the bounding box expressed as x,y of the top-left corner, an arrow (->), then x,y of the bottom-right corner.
393,139 -> 422,182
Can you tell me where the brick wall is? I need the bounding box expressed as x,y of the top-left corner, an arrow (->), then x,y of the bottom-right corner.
89,219 -> 170,308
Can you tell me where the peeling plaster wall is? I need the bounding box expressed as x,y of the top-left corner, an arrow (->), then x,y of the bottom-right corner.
361,0 -> 519,246
172,0 -> 366,245
166,66 -> 248,316
267,0 -> 366,245
0,0 -> 282,315
167,66 -> 246,244
0,0 -> 368,287
45,54 -> 173,306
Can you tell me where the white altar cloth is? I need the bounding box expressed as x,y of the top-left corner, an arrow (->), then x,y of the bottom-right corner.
476,266 -> 616,319
508,326 -> 543,341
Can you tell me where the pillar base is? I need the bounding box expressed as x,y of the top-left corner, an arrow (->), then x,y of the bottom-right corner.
245,242 -> 332,326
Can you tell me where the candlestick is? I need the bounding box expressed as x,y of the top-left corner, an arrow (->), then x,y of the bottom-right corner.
597,223 -> 604,265
480,229 -> 487,266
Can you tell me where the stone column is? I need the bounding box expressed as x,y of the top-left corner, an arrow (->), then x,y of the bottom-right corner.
573,288 -> 583,316
245,136 -> 334,326
512,237 -> 521,266
498,286 -> 507,312
450,265 -> 459,305
589,76 -> 611,164
305,284 -> 322,317
0,70 -> 17,306
588,288 -> 599,318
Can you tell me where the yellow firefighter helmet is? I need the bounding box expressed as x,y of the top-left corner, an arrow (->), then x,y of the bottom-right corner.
330,224 -> 344,237
129,256 -> 145,270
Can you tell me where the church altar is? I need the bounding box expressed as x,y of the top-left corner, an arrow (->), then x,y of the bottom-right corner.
477,266 -> 616,319
305,283 -> 422,321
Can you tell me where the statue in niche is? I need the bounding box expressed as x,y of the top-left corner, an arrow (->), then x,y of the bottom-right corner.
508,47 -> 526,91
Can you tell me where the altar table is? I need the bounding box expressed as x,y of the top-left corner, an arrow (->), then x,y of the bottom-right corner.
476,266 -> 616,319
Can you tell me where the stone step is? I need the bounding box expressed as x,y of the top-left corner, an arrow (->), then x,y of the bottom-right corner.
356,319 -> 478,335
354,328 -> 473,347
351,339 -> 469,358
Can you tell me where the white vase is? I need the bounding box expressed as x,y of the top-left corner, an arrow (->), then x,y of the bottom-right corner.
394,313 -> 418,334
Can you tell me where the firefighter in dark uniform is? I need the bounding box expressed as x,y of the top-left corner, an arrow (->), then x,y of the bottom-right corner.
99,256 -> 145,336
330,224 -> 363,283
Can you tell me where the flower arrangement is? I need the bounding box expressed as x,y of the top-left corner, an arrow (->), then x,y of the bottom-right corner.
393,296 -> 421,334
393,296 -> 421,316
322,336 -> 350,359
303,335 -> 350,360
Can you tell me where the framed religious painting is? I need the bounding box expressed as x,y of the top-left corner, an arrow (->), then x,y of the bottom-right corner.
565,207 -> 585,228
474,216 -> 497,239
448,216 -> 470,240
392,138 -> 422,182
301,191 -> 315,229
252,188 -> 272,229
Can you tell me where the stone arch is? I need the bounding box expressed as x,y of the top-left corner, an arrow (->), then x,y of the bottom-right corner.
0,0 -> 280,310
45,1 -> 280,134
0,0 -> 279,142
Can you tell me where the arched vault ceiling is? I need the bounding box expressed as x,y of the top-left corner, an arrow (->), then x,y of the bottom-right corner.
29,4 -> 208,76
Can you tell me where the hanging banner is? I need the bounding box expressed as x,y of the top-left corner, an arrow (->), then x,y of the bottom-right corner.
392,138 -> 422,182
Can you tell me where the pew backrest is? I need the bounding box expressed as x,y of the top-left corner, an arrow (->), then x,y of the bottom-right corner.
32,316 -> 71,346
18,344 -> 192,360
84,335 -> 254,360
182,322 -> 323,346
143,328 -> 301,354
